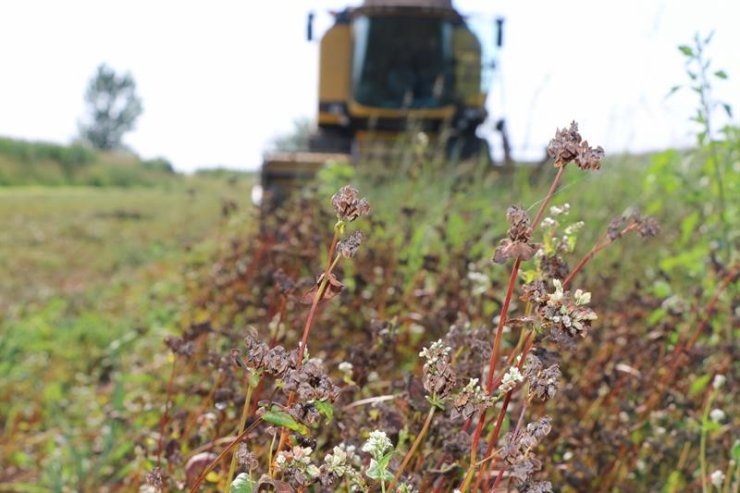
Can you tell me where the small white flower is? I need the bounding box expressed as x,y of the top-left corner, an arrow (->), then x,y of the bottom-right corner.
712,374 -> 726,389
550,203 -> 570,216
339,361 -> 353,373
418,339 -> 451,359
550,279 -> 564,303
574,289 -> 592,305
710,469 -> 725,487
503,367 -> 524,384
709,408 -> 725,422
275,452 -> 287,467
542,217 -> 558,228
499,366 -> 524,393
464,378 -> 480,390
362,430 -> 392,458
565,221 -> 585,235
292,446 -> 313,464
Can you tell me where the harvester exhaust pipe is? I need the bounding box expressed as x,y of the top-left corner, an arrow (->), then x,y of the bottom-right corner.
307,11 -> 315,41
495,119 -> 513,168
496,17 -> 504,47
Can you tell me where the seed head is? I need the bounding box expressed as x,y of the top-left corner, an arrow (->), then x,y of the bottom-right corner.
493,206 -> 539,263
331,185 -> 371,222
337,230 -> 364,258
547,121 -> 604,170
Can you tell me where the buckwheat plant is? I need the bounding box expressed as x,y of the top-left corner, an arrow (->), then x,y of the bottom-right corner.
362,430 -> 395,493
455,122 -> 658,492
388,339 -> 457,491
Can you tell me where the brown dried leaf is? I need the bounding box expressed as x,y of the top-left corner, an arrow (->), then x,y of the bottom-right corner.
299,272 -> 344,304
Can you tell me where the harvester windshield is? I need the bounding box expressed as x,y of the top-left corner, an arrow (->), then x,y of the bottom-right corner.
351,15 -> 455,109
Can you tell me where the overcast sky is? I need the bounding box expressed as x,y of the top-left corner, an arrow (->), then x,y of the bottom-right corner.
0,0 -> 738,171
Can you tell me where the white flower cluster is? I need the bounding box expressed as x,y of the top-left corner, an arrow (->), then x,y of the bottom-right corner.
710,469 -> 725,487
500,366 -> 524,394
418,339 -> 452,362
274,446 -> 320,479
362,430 -> 392,457
323,442 -> 366,490
362,430 -> 394,483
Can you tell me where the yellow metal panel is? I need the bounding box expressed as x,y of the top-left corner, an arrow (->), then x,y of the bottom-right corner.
348,101 -> 456,119
453,26 -> 484,107
318,112 -> 345,125
319,25 -> 351,104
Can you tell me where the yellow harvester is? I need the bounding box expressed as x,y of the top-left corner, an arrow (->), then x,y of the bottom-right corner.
260,0 -> 503,203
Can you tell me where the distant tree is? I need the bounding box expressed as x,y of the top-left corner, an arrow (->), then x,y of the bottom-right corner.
79,64 -> 143,151
271,118 -> 312,152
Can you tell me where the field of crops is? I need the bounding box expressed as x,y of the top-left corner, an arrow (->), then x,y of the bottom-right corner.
0,124 -> 737,492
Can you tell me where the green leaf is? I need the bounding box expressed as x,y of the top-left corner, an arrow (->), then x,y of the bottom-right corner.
662,470 -> 685,493
314,399 -> 334,423
714,70 -> 728,79
519,269 -> 538,284
261,406 -> 310,436
732,439 -> 740,461
652,280 -> 672,299
722,103 -> 733,118
703,420 -> 721,432
688,374 -> 712,398
647,308 -> 667,326
231,473 -> 255,493
678,45 -> 693,56
680,211 -> 700,244
446,212 -> 466,249
666,85 -> 681,98
378,451 -> 395,472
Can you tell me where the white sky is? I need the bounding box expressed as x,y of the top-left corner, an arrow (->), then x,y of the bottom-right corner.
0,0 -> 738,171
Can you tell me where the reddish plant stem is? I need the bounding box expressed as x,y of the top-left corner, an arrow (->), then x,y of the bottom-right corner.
684,263 -> 737,351
563,223 -> 639,288
471,392 -> 512,492
277,232 -> 341,455
296,232 -> 340,366
156,357 -> 178,468
485,256 -> 523,392
490,330 -> 533,392
387,405 -> 437,492
488,404 -> 528,492
461,166 -> 566,492
475,334 -> 534,491
189,418 -> 262,493
562,234 -> 608,288
465,256 -> 521,485
530,165 -> 566,230
483,164 -> 564,390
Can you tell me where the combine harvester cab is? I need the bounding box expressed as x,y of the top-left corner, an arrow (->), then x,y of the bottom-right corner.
257,0 -> 504,207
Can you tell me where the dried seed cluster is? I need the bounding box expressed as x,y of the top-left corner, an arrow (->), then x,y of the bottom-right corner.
547,121 -> 604,170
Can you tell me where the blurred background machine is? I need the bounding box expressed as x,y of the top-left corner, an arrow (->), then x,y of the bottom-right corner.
259,0 -> 506,203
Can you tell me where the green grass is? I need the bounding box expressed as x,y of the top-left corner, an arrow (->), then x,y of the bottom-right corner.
0,177 -> 255,488
0,136 -> 177,187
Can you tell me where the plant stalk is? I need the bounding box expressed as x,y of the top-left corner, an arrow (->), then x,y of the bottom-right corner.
387,405 -> 437,492
225,372 -> 258,492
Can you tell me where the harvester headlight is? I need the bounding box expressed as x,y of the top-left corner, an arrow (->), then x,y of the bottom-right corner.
251,184 -> 263,206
